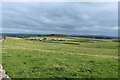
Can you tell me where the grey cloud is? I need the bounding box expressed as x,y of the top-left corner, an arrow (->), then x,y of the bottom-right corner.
2,2 -> 118,36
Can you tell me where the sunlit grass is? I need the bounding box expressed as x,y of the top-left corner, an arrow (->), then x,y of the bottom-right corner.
2,37 -> 119,78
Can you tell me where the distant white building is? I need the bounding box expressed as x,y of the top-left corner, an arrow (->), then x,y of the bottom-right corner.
0,35 -> 2,40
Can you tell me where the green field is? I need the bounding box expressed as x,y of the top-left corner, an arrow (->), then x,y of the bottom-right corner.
2,36 -> 119,78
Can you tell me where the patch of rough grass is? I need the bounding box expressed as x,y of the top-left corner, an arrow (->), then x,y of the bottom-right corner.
3,49 -> 118,78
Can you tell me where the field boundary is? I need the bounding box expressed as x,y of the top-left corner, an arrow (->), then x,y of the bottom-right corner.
0,64 -> 10,79
2,48 -> 118,59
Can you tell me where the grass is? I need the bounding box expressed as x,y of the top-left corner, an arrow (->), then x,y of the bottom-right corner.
2,36 -> 119,78
0,40 -> 2,64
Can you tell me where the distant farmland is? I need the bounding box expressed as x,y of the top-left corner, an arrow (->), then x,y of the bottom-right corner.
2,36 -> 119,78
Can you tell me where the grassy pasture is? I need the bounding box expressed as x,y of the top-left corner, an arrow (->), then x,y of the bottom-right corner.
2,36 -> 119,78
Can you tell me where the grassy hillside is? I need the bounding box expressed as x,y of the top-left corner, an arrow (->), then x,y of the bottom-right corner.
2,36 -> 119,78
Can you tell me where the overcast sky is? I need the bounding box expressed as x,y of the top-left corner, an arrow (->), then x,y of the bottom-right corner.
2,2 -> 118,36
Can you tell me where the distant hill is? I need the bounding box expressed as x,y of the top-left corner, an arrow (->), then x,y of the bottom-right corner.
70,35 -> 118,39
39,34 -> 69,37
1,33 -> 118,39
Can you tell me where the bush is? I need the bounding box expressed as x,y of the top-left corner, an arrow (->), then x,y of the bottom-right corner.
112,39 -> 120,42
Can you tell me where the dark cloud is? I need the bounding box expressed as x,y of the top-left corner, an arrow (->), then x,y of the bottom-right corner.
2,2 -> 118,36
